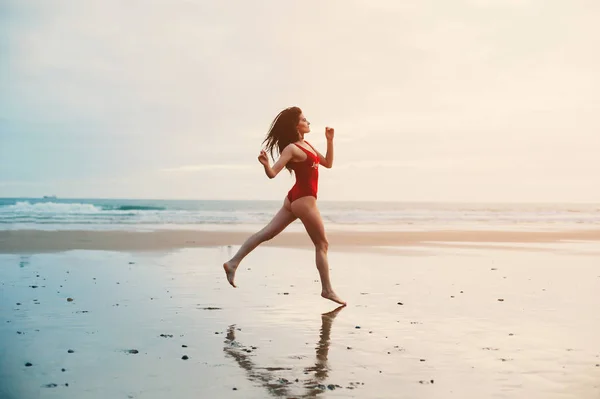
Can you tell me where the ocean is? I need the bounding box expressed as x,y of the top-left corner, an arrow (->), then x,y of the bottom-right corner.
1,198 -> 599,232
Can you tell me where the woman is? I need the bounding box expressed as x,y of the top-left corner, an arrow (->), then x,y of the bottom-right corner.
223,106 -> 346,306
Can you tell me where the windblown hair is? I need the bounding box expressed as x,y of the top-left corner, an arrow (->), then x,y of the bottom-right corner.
262,107 -> 302,172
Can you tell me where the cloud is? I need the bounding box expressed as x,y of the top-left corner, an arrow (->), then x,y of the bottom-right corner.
334,158 -> 477,171
160,164 -> 252,173
2,0 -> 599,201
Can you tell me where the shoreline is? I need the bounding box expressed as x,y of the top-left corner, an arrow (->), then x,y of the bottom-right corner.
2,228 -> 600,253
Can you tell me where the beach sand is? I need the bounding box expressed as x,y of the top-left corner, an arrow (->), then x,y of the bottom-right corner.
1,228 -> 600,254
1,233 -> 600,398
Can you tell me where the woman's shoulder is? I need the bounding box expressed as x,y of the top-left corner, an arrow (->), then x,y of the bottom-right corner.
283,142 -> 300,152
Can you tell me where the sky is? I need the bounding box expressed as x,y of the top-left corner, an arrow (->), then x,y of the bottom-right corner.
1,0 -> 599,202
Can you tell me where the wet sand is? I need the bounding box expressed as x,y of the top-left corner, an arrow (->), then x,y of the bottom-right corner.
1,242 -> 600,398
1,228 -> 600,253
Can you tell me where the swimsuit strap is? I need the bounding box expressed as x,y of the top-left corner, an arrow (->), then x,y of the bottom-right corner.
304,141 -> 317,153
294,142 -> 317,158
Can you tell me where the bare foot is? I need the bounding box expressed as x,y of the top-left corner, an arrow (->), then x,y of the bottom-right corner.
321,290 -> 347,306
223,261 -> 238,288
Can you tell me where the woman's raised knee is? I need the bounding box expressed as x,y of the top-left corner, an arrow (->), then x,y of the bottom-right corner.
264,230 -> 277,241
315,239 -> 329,252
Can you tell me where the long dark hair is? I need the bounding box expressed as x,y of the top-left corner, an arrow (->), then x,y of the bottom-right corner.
262,107 -> 302,172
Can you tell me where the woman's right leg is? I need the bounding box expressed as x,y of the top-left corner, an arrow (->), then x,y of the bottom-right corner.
291,196 -> 346,305
224,198 -> 296,287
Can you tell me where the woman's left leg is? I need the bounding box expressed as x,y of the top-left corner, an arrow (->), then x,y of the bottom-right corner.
224,198 -> 296,287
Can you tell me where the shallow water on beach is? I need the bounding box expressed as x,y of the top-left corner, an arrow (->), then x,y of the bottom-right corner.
1,245 -> 599,398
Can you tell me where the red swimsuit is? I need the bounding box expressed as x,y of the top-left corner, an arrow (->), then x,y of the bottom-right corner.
287,142 -> 319,203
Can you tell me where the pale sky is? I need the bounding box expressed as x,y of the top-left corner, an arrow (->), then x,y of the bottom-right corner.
1,0 -> 599,202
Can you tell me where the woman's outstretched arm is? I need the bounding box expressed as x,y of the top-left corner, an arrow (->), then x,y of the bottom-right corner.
258,145 -> 294,179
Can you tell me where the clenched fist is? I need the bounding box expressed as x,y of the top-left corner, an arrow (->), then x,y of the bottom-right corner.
258,150 -> 269,166
325,127 -> 334,141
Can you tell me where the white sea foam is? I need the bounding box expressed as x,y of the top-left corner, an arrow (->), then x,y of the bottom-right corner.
1,199 -> 599,231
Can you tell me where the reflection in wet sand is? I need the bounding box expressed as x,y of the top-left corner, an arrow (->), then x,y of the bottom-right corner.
223,305 -> 347,398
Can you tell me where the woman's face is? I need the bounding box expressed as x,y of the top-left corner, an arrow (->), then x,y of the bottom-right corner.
297,113 -> 311,134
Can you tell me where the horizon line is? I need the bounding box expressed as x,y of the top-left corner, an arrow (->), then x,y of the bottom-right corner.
1,197 -> 599,205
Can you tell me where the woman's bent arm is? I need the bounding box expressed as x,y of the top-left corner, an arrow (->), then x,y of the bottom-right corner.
260,145 -> 294,179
